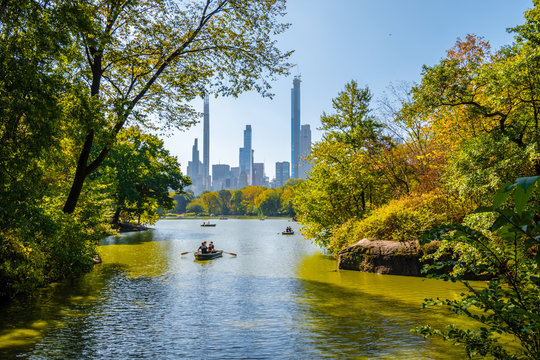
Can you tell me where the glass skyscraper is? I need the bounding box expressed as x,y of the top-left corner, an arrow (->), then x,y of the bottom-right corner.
291,76 -> 301,178
203,94 -> 210,190
239,125 -> 253,185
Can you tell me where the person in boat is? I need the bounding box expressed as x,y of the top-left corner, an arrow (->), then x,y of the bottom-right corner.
198,241 -> 208,254
208,241 -> 215,253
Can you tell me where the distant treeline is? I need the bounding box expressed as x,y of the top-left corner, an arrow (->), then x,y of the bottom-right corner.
171,179 -> 301,217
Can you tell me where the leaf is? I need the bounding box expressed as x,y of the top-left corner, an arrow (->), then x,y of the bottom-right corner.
514,176 -> 539,213
492,182 -> 515,209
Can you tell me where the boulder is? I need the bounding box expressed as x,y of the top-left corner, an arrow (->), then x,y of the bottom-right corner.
337,238 -> 423,276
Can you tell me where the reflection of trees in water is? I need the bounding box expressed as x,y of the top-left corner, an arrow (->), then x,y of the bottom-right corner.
0,263 -> 125,357
294,278 -> 467,359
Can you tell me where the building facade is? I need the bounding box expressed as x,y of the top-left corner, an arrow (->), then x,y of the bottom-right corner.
275,161 -> 290,187
299,124 -> 312,179
290,76 -> 301,178
252,162 -> 265,187
212,164 -> 231,191
239,125 -> 253,186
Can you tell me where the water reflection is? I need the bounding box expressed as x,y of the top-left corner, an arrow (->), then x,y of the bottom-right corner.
0,219 -> 472,359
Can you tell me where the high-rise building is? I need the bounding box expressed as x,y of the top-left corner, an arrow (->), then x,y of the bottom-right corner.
203,94 -> 210,190
212,164 -> 230,190
239,125 -> 253,185
299,124 -> 312,179
275,161 -> 290,187
291,76 -> 301,178
252,163 -> 265,186
230,167 -> 240,189
187,138 -> 203,194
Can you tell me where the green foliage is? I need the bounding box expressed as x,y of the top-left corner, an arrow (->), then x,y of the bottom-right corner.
103,127 -> 190,225
355,191 -> 464,243
171,191 -> 195,214
186,199 -> 205,215
255,189 -> 281,216
292,81 -> 392,248
417,177 -> 540,359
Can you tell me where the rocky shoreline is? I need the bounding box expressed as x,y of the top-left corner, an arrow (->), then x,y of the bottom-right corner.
337,239 -> 437,277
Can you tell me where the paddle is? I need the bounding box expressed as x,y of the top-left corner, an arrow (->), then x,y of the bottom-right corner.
181,251 -> 194,255
222,251 -> 237,256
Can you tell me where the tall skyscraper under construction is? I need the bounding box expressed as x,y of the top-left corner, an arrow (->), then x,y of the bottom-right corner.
291,76 -> 301,178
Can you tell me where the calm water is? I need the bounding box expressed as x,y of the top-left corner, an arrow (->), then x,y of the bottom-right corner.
0,219 -> 472,359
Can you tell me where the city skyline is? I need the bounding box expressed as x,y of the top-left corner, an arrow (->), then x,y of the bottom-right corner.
162,1 -> 530,180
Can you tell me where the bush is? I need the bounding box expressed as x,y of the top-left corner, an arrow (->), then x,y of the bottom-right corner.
354,191 -> 466,242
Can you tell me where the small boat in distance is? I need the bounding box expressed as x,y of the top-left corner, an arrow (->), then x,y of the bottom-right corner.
194,250 -> 223,260
201,222 -> 216,227
282,226 -> 294,235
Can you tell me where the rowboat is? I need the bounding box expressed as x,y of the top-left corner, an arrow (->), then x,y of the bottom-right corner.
201,223 -> 216,227
194,250 -> 223,260
282,230 -> 294,235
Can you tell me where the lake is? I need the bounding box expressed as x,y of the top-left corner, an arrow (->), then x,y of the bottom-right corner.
0,219 -> 471,359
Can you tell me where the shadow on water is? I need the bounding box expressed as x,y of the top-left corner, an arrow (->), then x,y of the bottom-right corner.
0,263 -> 128,358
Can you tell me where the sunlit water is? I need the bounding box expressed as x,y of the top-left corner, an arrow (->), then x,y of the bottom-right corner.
0,219 -> 473,359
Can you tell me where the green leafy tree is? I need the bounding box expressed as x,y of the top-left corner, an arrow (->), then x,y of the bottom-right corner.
200,192 -> 220,215
255,189 -> 281,216
102,127 -> 189,225
293,81 -> 391,248
418,177 -> 540,359
172,190 -> 195,214
217,189 -> 233,215
60,0 -> 292,213
186,199 -> 205,215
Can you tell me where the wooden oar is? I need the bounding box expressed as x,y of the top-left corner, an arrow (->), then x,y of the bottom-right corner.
222,251 -> 237,256
181,251 -> 194,255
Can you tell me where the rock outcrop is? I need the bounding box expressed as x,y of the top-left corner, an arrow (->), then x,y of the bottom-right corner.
337,239 -> 425,276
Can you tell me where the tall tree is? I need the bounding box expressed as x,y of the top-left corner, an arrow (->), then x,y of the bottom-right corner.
61,0 -> 292,213
293,81 -> 391,247
103,127 -> 189,224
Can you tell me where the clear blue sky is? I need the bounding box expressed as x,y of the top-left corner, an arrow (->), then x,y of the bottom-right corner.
163,0 -> 532,180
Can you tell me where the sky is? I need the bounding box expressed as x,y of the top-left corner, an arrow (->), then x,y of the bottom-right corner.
163,0 -> 533,180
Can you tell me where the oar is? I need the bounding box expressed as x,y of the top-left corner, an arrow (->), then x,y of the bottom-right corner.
222,251 -> 237,256
181,251 -> 195,255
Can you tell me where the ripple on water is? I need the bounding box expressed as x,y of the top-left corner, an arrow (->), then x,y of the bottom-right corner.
0,219 -> 472,359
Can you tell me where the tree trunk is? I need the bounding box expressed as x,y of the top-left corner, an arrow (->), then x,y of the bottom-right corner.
112,208 -> 121,226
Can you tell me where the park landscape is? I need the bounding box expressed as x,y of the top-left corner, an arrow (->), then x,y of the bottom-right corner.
1,1 -> 540,359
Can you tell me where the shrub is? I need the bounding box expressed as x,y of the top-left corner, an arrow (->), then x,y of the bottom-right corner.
354,191 -> 466,242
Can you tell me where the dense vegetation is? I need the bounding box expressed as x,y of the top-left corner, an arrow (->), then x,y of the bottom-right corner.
171,179 -> 300,217
292,2 -> 540,358
0,0 -> 291,299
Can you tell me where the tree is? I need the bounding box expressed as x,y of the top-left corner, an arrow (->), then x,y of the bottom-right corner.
103,127 -> 190,224
200,191 -> 220,215
172,190 -> 195,214
293,81 -> 391,247
255,189 -> 280,216
61,0 -> 292,213
217,189 -> 233,215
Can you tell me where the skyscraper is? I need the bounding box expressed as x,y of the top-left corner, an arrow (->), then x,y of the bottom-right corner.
275,161 -> 290,187
212,164 -> 231,191
203,94 -> 210,190
299,124 -> 312,179
291,76 -> 301,178
187,138 -> 203,194
252,163 -> 265,186
239,125 -> 253,185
